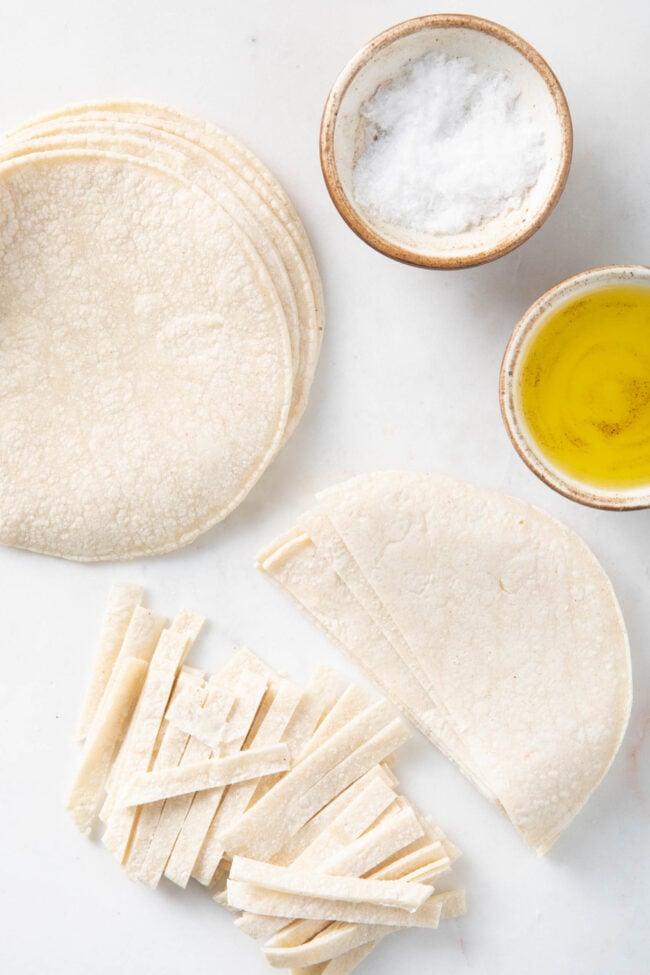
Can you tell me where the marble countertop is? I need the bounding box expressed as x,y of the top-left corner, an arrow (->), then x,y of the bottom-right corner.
0,1 -> 648,973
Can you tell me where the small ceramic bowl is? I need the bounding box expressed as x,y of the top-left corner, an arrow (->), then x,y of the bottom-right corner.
500,265 -> 650,511
320,14 -> 573,269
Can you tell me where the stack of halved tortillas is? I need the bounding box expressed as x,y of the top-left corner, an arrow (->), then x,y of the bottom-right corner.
258,471 -> 633,854
0,101 -> 323,560
69,584 -> 464,975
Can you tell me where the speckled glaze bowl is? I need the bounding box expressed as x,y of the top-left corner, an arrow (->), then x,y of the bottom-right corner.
500,264 -> 650,510
320,14 -> 573,269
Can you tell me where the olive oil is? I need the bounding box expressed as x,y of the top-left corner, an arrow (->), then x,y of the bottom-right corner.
519,284 -> 650,490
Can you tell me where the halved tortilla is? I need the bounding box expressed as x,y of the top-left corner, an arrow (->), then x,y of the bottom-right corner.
258,530 -> 498,804
294,508 -> 497,796
259,472 -> 632,854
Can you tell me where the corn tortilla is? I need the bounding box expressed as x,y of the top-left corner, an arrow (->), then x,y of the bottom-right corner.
0,150 -> 292,559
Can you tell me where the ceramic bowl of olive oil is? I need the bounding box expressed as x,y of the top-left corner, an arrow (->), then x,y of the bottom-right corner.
500,265 -> 650,509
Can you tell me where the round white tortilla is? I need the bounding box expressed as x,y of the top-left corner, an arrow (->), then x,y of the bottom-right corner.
4,100 -> 324,439
0,150 -> 292,560
2,128 -> 304,408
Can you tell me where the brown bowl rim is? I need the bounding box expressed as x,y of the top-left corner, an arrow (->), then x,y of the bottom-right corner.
319,13 -> 574,270
499,263 -> 650,511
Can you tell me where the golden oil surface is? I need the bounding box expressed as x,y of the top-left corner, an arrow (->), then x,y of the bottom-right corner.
519,284 -> 650,490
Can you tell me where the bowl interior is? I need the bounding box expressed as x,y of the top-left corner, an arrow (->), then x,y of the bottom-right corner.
329,20 -> 569,265
502,266 -> 650,509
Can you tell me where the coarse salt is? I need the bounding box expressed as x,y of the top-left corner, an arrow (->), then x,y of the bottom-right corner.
352,52 -> 546,235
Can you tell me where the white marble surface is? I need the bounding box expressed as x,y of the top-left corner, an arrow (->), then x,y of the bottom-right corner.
1,1 -> 649,973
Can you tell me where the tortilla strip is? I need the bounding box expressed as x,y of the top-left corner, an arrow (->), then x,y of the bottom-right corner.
103,610 -> 201,805
192,679 -> 302,885
119,743 -> 290,807
299,685 -> 370,760
101,629 -> 192,861
272,819 -> 450,960
91,606 -> 166,753
166,689 -> 228,749
397,860 -> 451,885
142,656 -> 264,888
124,669 -> 206,879
253,668 -> 343,803
435,887 -> 466,919
319,940 -> 378,975
169,607 -> 206,645
282,669 -> 343,752
271,766 -> 395,868
236,775 -> 399,942
251,720 -> 409,857
67,657 -> 148,833
226,881 -> 443,927
224,648 -> 278,681
299,779 -> 398,866
372,842 -> 449,881
266,862 -> 458,965
229,857 -> 432,912
285,941 -> 381,975
220,701 -> 401,859
241,801 -> 420,944
164,668 -> 268,887
322,806 -> 424,879
408,816 -> 460,866
262,919 -> 329,951
136,708 -> 230,885
264,921 -> 396,969
100,609 -> 202,818
76,583 -> 145,740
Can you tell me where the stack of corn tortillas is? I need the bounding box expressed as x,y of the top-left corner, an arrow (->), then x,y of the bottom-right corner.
0,101 -> 323,560
69,584 -> 464,975
258,471 -> 633,854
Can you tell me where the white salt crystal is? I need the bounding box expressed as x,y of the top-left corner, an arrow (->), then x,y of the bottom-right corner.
352,52 -> 546,235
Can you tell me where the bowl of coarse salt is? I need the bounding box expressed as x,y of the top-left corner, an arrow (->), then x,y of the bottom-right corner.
320,14 -> 573,269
